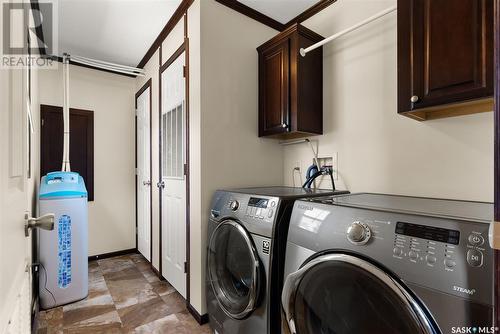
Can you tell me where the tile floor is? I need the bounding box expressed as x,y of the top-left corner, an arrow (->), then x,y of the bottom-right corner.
37,253 -> 211,334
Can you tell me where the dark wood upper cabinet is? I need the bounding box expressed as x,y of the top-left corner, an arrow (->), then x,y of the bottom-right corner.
258,24 -> 323,138
398,0 -> 494,120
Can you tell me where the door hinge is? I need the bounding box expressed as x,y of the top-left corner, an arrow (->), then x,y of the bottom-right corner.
183,65 -> 187,78
489,221 -> 500,249
41,118 -> 44,126
184,261 -> 188,273
184,163 -> 188,175
135,168 -> 138,175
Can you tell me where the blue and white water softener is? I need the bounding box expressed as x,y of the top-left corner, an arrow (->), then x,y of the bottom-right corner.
38,56 -> 88,309
39,172 -> 88,308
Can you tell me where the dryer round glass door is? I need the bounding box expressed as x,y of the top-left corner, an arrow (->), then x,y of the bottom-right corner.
282,253 -> 438,334
208,220 -> 261,319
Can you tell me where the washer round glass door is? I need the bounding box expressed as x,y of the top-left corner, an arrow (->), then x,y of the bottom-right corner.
282,253 -> 438,334
208,220 -> 261,319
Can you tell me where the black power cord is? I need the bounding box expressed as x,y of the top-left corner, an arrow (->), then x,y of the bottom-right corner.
302,166 -> 336,190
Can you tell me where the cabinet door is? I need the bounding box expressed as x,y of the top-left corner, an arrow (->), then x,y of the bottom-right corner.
398,0 -> 493,113
259,38 -> 290,137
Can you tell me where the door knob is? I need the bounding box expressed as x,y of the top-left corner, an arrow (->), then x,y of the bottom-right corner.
143,180 -> 151,186
410,95 -> 419,103
157,181 -> 165,189
25,212 -> 55,237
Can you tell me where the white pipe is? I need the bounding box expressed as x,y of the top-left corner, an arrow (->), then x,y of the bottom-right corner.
70,57 -> 146,76
71,55 -> 145,73
61,54 -> 71,172
300,5 -> 397,57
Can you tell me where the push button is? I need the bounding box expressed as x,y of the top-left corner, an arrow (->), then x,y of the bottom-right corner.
467,249 -> 483,267
444,259 -> 456,268
408,251 -> 418,260
425,255 -> 437,265
468,234 -> 484,246
393,247 -> 403,256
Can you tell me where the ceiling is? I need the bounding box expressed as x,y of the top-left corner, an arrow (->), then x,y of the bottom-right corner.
237,0 -> 320,24
53,0 -> 181,67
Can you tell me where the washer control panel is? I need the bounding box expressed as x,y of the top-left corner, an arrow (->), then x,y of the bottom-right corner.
392,221 -> 488,271
210,191 -> 280,238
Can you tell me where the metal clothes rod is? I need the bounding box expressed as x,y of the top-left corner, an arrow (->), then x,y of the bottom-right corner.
71,55 -> 145,73
70,57 -> 145,76
300,5 -> 397,57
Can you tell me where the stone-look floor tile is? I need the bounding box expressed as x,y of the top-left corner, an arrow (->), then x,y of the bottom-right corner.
39,254 -> 210,334
134,261 -> 152,273
117,296 -> 173,331
63,310 -> 122,334
103,266 -> 144,282
62,294 -> 116,327
98,257 -> 135,275
141,269 -> 160,283
106,276 -> 157,309
129,253 -> 147,264
160,291 -> 187,315
88,261 -> 100,273
38,307 -> 64,334
131,313 -> 179,334
150,280 -> 175,296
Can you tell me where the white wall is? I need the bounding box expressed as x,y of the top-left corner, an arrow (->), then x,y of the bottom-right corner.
194,0 -> 284,313
38,64 -> 137,256
284,0 -> 494,202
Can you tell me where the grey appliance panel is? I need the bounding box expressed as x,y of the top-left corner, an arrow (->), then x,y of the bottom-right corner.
228,186 -> 339,199
288,201 -> 493,306
210,190 -> 281,238
311,193 -> 493,223
283,242 -> 493,333
207,218 -> 271,334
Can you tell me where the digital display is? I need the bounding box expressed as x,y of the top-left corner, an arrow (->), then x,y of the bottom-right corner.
395,222 -> 460,245
248,197 -> 268,208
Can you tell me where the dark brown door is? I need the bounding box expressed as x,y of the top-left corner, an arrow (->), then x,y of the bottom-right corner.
259,38 -> 290,137
40,104 -> 94,200
398,0 -> 493,113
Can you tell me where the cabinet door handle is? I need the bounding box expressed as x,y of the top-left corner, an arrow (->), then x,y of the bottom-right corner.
410,95 -> 419,103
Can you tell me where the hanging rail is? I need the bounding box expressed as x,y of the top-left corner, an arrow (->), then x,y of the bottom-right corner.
300,5 -> 397,57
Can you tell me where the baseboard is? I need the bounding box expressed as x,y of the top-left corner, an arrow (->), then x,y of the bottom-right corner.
187,303 -> 209,325
150,265 -> 164,280
88,248 -> 138,261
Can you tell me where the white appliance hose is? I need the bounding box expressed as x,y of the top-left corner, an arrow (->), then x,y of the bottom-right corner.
61,54 -> 71,172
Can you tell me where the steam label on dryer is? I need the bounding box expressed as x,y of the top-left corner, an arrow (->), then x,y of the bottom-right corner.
262,240 -> 270,254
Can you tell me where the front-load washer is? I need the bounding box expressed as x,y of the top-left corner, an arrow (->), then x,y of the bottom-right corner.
282,193 -> 494,334
206,187 -> 349,334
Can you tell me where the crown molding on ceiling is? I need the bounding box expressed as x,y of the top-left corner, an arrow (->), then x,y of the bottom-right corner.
137,0 -> 193,69
215,0 -> 337,32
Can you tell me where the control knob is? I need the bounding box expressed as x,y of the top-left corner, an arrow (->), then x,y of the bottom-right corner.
347,222 -> 371,245
229,200 -> 239,211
